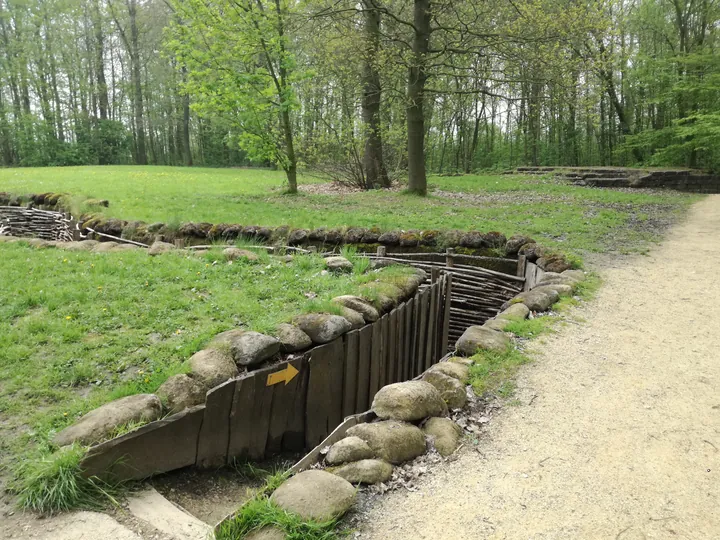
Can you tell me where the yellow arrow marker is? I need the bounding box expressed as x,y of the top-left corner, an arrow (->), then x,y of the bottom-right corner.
266,363 -> 300,386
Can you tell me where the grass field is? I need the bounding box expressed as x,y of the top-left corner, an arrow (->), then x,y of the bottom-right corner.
0,165 -> 702,254
0,240 -> 409,502
0,165 -> 703,511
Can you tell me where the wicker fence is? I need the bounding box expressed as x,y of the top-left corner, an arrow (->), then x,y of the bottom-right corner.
369,250 -> 524,347
0,206 -> 75,241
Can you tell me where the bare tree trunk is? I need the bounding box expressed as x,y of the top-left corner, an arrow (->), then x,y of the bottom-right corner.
407,0 -> 430,195
361,0 -> 389,188
93,0 -> 109,121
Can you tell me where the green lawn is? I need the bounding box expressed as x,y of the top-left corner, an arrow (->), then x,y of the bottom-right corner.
0,240 -> 407,494
0,165 -> 702,254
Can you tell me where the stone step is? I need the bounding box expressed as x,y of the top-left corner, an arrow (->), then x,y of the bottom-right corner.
126,487 -> 215,540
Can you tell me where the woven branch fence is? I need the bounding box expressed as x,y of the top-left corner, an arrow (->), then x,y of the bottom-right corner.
0,206 -> 75,241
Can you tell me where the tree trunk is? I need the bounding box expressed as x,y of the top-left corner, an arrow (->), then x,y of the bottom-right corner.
128,0 -> 147,164
361,1 -> 389,189
93,0 -> 110,121
407,0 -> 430,195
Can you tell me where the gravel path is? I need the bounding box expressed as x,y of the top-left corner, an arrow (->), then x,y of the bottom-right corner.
356,195 -> 720,539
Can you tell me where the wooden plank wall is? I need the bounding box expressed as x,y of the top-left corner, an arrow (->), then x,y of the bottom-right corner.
218,273 -> 452,464
82,274 -> 454,480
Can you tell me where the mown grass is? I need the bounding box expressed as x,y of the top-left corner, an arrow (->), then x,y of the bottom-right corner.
0,165 -> 701,254
0,240 -> 411,507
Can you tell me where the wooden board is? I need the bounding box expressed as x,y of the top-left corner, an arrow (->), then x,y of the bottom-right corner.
410,294 -> 420,377
356,325 -> 372,412
266,357 -> 305,454
227,374 -> 257,461
247,366 -> 275,460
368,316 -> 384,401
425,281 -> 438,371
378,314 -> 389,389
441,275 -> 452,354
305,338 -> 344,449
282,353 -> 310,452
415,289 -> 429,377
196,378 -> 236,469
403,297 -> 414,381
342,330 -> 360,418
390,304 -> 405,382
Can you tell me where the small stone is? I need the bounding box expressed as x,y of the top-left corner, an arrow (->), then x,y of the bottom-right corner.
423,417 -> 462,457
339,307 -> 365,330
325,436 -> 375,465
505,235 -> 535,256
533,282 -> 573,297
332,459 -> 393,485
53,394 -> 162,447
270,470 -> 355,521
156,374 -> 206,414
537,255 -> 571,273
497,303 -> 530,320
347,420 -> 426,464
372,381 -> 447,422
332,296 -> 380,323
483,318 -> 512,331
210,330 -> 280,366
223,247 -> 259,261
294,313 -> 352,344
505,286 -> 560,312
455,326 -> 510,356
324,256 -> 353,272
427,362 -> 469,383
148,241 -> 175,256
562,269 -> 585,282
422,371 -> 467,409
189,348 -> 239,387
275,323 -> 312,353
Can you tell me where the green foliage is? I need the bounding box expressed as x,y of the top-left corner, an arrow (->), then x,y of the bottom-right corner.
16,446 -> 125,515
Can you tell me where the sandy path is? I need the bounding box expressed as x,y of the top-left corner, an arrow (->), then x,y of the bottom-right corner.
357,195 -> 720,540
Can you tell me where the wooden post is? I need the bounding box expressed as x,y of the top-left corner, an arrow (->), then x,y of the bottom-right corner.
517,254 -> 527,278
441,274 -> 452,354
377,246 -> 386,257
431,267 -> 440,283
445,247 -> 455,267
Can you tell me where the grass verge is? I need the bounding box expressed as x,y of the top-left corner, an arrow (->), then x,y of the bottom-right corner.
468,273 -> 602,399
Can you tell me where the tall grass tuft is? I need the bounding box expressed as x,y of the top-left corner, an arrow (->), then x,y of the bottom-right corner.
17,446 -> 125,515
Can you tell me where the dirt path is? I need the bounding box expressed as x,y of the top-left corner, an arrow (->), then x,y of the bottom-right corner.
357,195 -> 720,539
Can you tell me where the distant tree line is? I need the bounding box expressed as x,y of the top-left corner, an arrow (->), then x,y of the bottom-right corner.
0,0 -> 718,193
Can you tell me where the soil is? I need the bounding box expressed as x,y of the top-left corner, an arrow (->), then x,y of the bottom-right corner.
352,194 -> 720,538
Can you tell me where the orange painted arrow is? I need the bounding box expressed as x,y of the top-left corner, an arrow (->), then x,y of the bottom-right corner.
266,363 -> 299,386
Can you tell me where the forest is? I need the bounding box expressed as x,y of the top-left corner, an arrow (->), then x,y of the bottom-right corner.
0,0 -> 718,193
